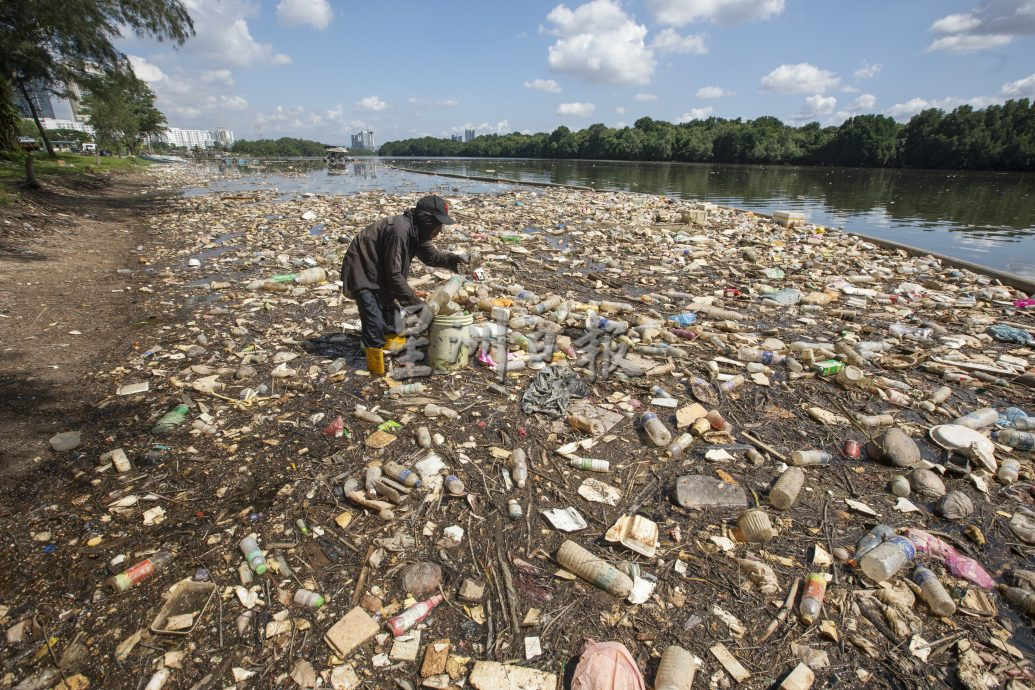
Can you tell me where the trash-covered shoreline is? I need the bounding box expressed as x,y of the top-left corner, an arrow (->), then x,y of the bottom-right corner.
2,165 -> 1034,690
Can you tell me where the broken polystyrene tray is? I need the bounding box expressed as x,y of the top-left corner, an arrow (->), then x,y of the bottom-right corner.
150,579 -> 216,636
928,424 -> 997,472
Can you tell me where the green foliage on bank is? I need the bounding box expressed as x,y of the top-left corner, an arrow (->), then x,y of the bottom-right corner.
0,151 -> 150,203
380,100 -> 1035,171
231,138 -> 330,158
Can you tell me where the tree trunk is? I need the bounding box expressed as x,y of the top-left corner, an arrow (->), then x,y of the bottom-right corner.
0,77 -> 20,153
18,79 -> 55,157
25,150 -> 40,189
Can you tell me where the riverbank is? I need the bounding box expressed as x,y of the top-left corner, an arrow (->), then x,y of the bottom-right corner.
1,167 -> 1033,689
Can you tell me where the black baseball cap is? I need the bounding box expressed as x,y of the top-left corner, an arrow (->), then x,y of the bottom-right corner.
416,195 -> 455,225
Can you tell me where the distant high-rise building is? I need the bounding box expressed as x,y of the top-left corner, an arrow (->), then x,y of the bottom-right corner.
464,128 -> 475,142
450,134 -> 463,142
350,131 -> 375,150
15,80 -> 56,120
211,128 -> 235,148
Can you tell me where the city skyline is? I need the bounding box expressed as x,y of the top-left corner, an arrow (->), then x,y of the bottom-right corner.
75,1 -> 1035,144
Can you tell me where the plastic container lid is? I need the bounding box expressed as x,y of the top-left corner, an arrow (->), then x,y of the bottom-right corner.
928,424 -> 997,472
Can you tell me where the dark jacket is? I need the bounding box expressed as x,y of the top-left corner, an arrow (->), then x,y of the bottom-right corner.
341,211 -> 460,305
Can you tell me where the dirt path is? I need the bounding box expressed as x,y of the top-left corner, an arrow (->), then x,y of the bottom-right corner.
0,173 -> 168,500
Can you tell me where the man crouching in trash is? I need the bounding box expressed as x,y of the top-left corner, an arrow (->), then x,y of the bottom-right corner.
341,194 -> 468,375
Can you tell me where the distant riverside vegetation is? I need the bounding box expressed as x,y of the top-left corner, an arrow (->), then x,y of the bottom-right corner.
230,138 -> 333,157
379,101 -> 1035,171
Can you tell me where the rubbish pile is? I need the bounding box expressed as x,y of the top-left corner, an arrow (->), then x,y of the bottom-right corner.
3,166 -> 1035,690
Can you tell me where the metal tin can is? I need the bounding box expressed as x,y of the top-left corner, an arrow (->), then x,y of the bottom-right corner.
843,439 -> 861,459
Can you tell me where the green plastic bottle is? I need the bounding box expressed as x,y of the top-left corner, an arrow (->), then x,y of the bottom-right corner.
152,404 -> 189,434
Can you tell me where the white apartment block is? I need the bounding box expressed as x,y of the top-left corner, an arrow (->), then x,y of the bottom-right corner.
163,127 -> 214,148
39,118 -> 95,134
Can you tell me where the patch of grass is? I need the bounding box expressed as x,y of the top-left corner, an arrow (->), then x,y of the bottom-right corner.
0,152 -> 152,197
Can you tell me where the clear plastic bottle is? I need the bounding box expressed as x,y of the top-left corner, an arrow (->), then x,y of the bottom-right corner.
354,409 -> 384,424
913,566 -> 955,616
424,403 -> 459,419
444,475 -> 465,495
556,540 -> 633,598
569,458 -> 610,472
294,267 -> 326,285
383,461 -> 421,488
996,430 -> 1035,451
999,458 -> 1021,485
568,415 -> 604,435
386,594 -> 445,636
427,276 -> 464,316
152,404 -> 189,435
718,375 -> 746,394
293,588 -> 326,609
507,499 -> 522,519
859,535 -> 916,582
416,426 -> 432,448
532,296 -> 562,315
997,585 -> 1035,617
952,407 -> 999,429
769,467 -> 804,509
855,413 -> 894,428
651,385 -> 673,399
852,524 -> 895,562
109,551 -> 173,592
799,572 -> 827,624
639,412 -> 672,447
705,409 -> 732,432
737,346 -> 784,365
387,382 -> 424,397
654,645 -> 700,690
509,448 -> 528,488
665,432 -> 693,458
789,450 -> 831,467
239,536 -> 268,575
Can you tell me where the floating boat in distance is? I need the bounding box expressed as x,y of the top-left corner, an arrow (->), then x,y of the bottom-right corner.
325,146 -> 353,173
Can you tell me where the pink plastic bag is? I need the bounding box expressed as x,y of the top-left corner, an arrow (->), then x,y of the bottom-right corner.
903,528 -> 995,590
571,641 -> 646,690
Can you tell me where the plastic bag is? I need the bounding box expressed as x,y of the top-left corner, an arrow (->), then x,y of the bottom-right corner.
903,528 -> 995,589
571,641 -> 645,690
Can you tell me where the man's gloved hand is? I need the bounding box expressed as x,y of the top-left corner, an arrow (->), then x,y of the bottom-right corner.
456,252 -> 481,270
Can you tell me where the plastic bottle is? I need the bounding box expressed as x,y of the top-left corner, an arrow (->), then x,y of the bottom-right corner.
769,467 -> 805,509
386,594 -> 445,636
109,551 -> 173,592
737,346 -> 784,364
507,499 -> 523,519
852,524 -> 895,562
364,465 -> 382,498
799,573 -> 827,624
737,508 -> 774,543
639,412 -> 672,447
387,382 -> 425,397
569,415 -> 604,435
569,458 -> 610,473
354,409 -> 384,424
427,276 -> 464,316
143,669 -> 171,690
718,375 -> 746,394
509,448 -> 528,488
996,430 -> 1035,451
913,566 -> 955,616
953,407 -> 999,429
997,585 -> 1035,617
929,386 -> 952,405
293,588 -> 326,609
416,426 -> 432,448
998,458 -> 1021,485
383,461 -> 421,488
855,414 -> 894,428
152,404 -> 189,434
294,267 -> 326,285
532,296 -> 562,315
654,645 -> 700,690
424,403 -> 458,419
239,536 -> 268,575
444,475 -> 465,495
789,450 -> 831,467
651,385 -> 673,399
859,535 -> 916,582
665,432 -> 694,458
556,540 -> 633,598
705,409 -> 732,432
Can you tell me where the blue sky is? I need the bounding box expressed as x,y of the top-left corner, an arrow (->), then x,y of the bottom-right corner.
97,0 -> 1035,145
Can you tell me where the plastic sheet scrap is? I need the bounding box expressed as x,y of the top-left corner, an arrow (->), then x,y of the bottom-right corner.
903,528 -> 996,590
521,365 -> 589,417
986,324 -> 1034,346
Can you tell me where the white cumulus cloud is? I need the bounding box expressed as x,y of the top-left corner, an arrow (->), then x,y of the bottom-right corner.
761,63 -> 840,94
616,106 -> 626,115
926,1 -> 1035,52
804,94 -> 837,115
676,106 -> 713,122
1002,72 -> 1035,97
650,28 -> 708,54
696,85 -> 733,98
545,0 -> 656,85
356,96 -> 387,112
525,79 -> 562,93
557,102 -> 596,116
647,0 -> 785,26
634,93 -> 657,101
128,55 -> 167,82
276,0 -> 333,29
853,62 -> 881,80
180,0 -> 291,67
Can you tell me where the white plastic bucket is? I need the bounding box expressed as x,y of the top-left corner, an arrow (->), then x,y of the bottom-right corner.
429,312 -> 475,371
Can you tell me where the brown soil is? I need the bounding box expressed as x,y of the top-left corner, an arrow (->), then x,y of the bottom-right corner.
0,172 -> 170,499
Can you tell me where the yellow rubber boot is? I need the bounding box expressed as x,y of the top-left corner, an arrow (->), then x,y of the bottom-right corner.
365,346 -> 385,376
384,333 -> 407,352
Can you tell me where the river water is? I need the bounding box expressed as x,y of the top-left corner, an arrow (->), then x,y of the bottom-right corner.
391,158 -> 1035,278
183,158 -> 1035,277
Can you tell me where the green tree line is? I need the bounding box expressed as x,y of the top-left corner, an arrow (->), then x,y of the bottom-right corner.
380,100 -> 1035,171
231,138 -> 330,158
